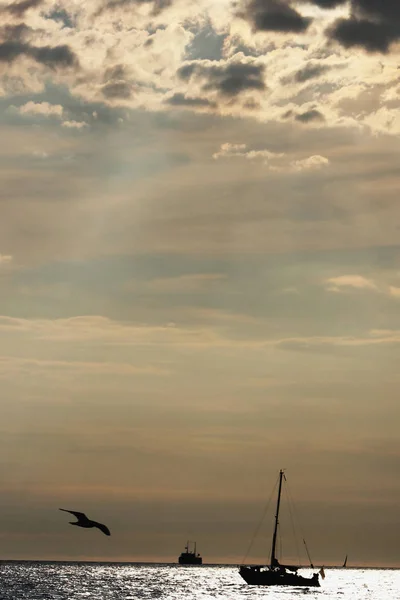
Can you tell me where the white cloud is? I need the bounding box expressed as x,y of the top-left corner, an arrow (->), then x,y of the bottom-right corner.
32,150 -> 49,159
212,143 -> 248,159
213,144 -> 329,173
18,102 -> 63,118
0,314 -> 256,348
276,330 -> 400,351
389,286 -> 400,298
3,314 -> 400,356
290,155 -> 329,171
0,356 -> 170,378
325,275 -> 378,293
0,254 -> 12,265
213,142 -> 284,163
325,279 -> 400,299
62,120 -> 88,129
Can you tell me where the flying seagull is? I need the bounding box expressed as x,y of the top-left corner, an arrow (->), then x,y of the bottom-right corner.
59,509 -> 111,536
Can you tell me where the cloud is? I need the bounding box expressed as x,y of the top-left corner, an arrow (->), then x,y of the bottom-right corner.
0,254 -> 12,265
327,0 -> 400,53
0,355 -> 170,378
177,60 -> 266,98
328,18 -> 398,53
0,41 -> 78,70
18,101 -> 63,117
242,0 -> 312,33
388,286 -> 400,298
98,0 -> 172,17
4,311 -> 400,363
0,315 -> 251,349
0,23 -> 31,42
292,63 -> 333,83
61,120 -> 87,129
324,275 -> 400,299
164,92 -> 217,109
212,142 -> 283,162
295,108 -> 325,123
276,329 -> 400,352
325,275 -> 378,292
290,155 -> 329,170
101,81 -> 133,99
307,0 -> 347,6
0,0 -> 396,132
212,144 -> 328,172
2,0 -> 43,17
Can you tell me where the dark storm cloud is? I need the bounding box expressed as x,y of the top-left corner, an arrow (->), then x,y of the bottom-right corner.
2,0 -> 42,17
97,0 -> 172,16
0,41 -> 78,69
329,19 -> 398,53
33,45 -> 78,68
242,0 -> 312,33
283,62 -> 332,84
329,22 -> 399,53
102,81 -> 132,98
177,63 -> 196,81
280,62 -> 332,85
0,23 -> 31,42
165,92 -> 217,108
306,0 -> 346,7
177,61 -> 266,97
103,64 -> 127,82
239,0 -> 400,55
327,0 -> 400,53
295,108 -> 325,122
102,64 -> 132,98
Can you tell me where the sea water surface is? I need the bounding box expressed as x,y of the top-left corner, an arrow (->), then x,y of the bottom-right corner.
0,563 -> 398,599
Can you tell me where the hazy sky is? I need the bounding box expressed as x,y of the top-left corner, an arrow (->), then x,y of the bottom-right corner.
0,0 -> 400,566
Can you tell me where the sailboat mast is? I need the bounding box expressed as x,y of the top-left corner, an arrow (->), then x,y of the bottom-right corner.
270,469 -> 284,567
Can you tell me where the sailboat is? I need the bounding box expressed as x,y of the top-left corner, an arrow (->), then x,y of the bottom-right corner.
239,469 -> 321,587
342,555 -> 348,568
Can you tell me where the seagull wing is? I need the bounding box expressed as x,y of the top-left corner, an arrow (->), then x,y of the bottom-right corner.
59,508 -> 88,520
92,521 -> 111,536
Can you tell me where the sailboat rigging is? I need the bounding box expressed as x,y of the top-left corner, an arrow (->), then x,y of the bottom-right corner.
239,469 -> 322,587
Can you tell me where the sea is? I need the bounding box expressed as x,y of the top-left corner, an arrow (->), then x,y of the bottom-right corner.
0,563 -> 399,600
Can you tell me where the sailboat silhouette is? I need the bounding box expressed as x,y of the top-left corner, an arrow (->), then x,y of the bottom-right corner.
239,470 -> 321,587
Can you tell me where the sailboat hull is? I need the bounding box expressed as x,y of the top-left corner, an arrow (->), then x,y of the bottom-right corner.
239,566 -> 320,587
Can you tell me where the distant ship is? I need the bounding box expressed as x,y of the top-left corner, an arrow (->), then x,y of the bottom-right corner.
178,541 -> 202,565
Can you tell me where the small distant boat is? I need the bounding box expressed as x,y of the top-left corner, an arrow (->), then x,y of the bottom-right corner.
239,469 -> 322,587
178,541 -> 202,565
343,555 -> 348,568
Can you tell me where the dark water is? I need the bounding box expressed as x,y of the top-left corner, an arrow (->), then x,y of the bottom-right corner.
0,563 -> 398,599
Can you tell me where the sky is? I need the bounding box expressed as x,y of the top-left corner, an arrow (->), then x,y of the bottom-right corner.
0,0 -> 400,566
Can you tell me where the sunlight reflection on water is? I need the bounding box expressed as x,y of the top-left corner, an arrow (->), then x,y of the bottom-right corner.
0,563 -> 399,600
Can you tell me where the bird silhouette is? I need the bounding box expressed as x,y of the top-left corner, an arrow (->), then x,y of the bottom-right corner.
59,509 -> 111,536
